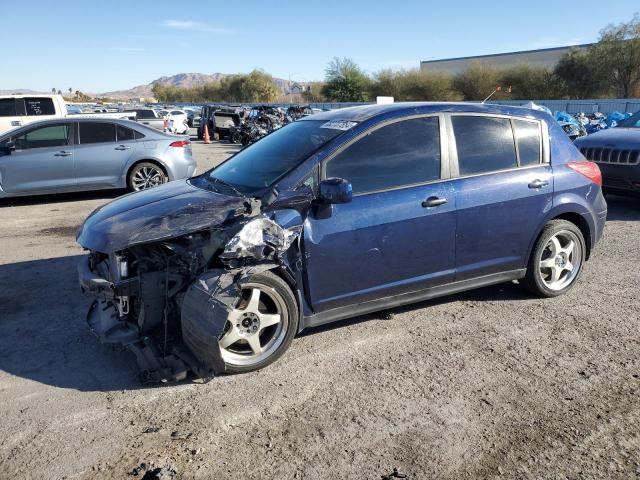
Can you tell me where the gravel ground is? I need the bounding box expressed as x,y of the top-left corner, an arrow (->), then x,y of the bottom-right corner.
0,137 -> 639,479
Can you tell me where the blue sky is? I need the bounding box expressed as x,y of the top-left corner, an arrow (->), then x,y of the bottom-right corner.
2,0 -> 638,93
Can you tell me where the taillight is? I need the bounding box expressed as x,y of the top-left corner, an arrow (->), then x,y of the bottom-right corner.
169,140 -> 190,148
567,160 -> 602,187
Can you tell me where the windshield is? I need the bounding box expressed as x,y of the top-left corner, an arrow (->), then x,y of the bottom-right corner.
617,112 -> 640,128
206,120 -> 349,192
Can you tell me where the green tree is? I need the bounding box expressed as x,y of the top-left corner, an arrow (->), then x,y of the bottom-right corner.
499,64 -> 563,100
301,82 -> 327,102
590,14 -> 640,97
453,62 -> 503,101
321,57 -> 370,102
220,69 -> 279,102
554,48 -> 608,99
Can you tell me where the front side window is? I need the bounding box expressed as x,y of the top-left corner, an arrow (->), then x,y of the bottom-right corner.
14,124 -> 70,150
24,98 -> 56,116
79,122 -> 116,144
137,110 -> 155,119
513,119 -> 541,166
326,117 -> 441,195
452,116 -> 517,175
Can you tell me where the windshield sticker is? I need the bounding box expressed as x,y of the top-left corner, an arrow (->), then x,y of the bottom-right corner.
320,120 -> 357,130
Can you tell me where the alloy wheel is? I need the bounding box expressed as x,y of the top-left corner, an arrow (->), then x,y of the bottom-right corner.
218,283 -> 289,367
131,165 -> 165,191
538,230 -> 582,291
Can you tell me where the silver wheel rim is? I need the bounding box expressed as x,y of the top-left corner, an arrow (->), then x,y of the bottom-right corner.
539,230 -> 582,291
218,283 -> 288,367
131,165 -> 165,191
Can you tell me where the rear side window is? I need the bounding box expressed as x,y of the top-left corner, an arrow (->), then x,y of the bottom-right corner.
14,124 -> 70,150
116,124 -> 135,141
134,130 -> 146,139
513,119 -> 541,166
171,110 -> 182,115
79,122 -> 116,144
24,98 -> 56,116
326,117 -> 441,194
137,110 -> 155,119
0,99 -> 16,117
452,116 -> 517,175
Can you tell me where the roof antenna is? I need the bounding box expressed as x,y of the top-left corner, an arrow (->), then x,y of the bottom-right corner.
482,85 -> 511,104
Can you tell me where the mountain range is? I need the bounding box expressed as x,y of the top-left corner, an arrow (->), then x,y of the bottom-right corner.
1,73 -> 300,100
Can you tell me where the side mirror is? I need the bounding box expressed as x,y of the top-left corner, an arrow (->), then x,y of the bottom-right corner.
318,177 -> 352,204
2,141 -> 16,155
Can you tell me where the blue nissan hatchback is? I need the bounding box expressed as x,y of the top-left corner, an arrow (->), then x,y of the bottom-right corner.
77,103 -> 607,379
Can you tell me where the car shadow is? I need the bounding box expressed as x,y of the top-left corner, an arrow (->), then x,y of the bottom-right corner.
604,194 -> 640,221
0,255 -> 144,392
0,189 -> 125,208
300,280 -> 532,337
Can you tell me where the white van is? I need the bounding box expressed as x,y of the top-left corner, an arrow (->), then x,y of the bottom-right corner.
0,95 -> 136,134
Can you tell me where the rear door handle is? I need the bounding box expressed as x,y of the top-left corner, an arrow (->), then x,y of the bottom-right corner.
54,151 -> 72,157
422,196 -> 448,208
528,179 -> 549,189
115,145 -> 131,150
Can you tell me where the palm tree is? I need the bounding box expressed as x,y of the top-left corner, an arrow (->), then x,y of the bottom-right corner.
51,87 -> 56,94
68,88 -> 72,96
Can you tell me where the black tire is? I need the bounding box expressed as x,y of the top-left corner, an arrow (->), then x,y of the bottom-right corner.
127,161 -> 168,192
521,219 -> 586,297
183,271 -> 299,374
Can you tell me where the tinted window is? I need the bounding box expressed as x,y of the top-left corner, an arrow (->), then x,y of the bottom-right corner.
134,130 -> 146,140
0,99 -> 16,117
136,110 -> 155,119
208,120 -> 345,192
79,122 -> 116,144
326,117 -> 441,194
171,110 -> 182,115
24,98 -> 56,116
452,116 -> 517,175
14,124 -> 70,150
513,119 -> 541,166
116,124 -> 135,141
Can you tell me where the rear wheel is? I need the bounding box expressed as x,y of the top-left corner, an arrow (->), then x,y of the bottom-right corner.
522,220 -> 586,297
127,162 -> 168,192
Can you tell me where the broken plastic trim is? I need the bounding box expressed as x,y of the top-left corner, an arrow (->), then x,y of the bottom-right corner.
219,215 -> 302,266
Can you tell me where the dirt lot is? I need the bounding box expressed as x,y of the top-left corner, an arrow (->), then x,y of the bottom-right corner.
0,138 -> 639,479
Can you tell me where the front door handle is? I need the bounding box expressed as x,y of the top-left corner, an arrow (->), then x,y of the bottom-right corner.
422,196 -> 448,208
528,179 -> 549,189
54,151 -> 72,157
115,145 -> 131,150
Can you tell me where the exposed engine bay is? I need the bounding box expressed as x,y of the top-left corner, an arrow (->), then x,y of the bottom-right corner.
77,181 -> 310,383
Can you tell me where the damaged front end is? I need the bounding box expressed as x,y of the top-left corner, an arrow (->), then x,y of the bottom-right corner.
77,181 -> 308,383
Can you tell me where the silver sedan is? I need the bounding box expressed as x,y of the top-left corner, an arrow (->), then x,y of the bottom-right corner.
0,118 -> 196,197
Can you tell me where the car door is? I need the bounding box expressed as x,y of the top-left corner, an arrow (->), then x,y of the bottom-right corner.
447,114 -> 552,280
303,115 -> 456,312
0,122 -> 75,193
74,121 -> 136,188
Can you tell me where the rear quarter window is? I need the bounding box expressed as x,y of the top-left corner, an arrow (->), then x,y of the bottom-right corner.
0,99 -> 17,117
513,119 -> 542,166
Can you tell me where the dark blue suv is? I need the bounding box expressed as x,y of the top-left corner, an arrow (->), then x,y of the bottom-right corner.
77,103 -> 607,379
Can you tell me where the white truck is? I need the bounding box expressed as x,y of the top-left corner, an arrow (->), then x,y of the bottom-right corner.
0,94 -> 136,134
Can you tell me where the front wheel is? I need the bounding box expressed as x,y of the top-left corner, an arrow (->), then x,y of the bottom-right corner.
522,220 -> 586,297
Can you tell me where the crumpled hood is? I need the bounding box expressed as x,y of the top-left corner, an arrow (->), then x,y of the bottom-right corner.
575,128 -> 640,150
76,180 -> 251,253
